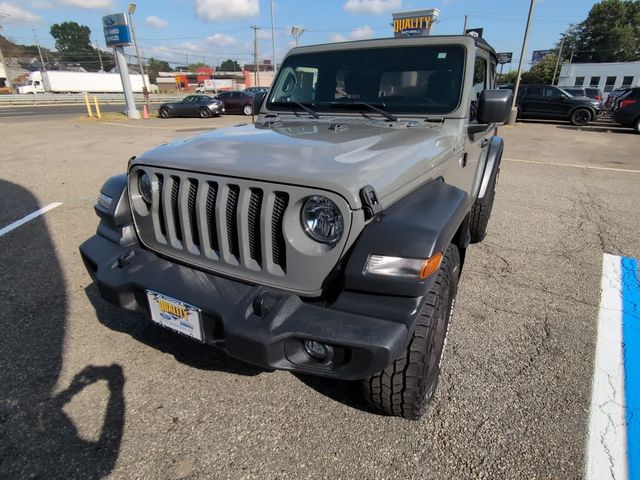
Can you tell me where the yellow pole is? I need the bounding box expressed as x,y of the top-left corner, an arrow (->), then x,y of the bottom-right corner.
84,92 -> 93,118
93,96 -> 102,119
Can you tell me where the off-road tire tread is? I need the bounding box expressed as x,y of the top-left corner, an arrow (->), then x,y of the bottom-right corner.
361,245 -> 459,420
469,169 -> 498,243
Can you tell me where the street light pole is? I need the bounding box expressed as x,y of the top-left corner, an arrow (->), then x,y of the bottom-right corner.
127,3 -> 150,109
507,0 -> 536,125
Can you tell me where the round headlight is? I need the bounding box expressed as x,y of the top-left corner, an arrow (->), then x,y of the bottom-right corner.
301,195 -> 344,245
138,172 -> 152,204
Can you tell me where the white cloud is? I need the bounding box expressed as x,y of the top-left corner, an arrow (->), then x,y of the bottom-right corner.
0,2 -> 43,23
206,33 -> 237,46
145,15 -> 168,28
256,29 -> 272,40
195,0 -> 259,21
57,0 -> 114,8
179,42 -> 203,53
343,0 -> 401,15
350,25 -> 374,39
31,0 -> 52,9
330,26 -> 375,43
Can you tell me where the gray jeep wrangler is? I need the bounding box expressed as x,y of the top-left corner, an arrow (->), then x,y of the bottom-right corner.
80,35 -> 512,420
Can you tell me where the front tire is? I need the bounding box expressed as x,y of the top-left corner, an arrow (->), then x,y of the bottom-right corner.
469,166 -> 498,243
362,244 -> 460,420
243,104 -> 254,116
159,107 -> 172,119
570,108 -> 591,126
199,107 -> 212,118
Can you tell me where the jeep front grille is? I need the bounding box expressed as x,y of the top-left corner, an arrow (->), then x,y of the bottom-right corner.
136,169 -> 290,277
129,165 -> 353,294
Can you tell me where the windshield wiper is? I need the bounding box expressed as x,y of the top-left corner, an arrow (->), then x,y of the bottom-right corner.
329,101 -> 398,122
270,101 -> 319,119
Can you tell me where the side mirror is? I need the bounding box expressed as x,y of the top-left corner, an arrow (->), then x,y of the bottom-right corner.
478,89 -> 513,124
253,91 -> 267,113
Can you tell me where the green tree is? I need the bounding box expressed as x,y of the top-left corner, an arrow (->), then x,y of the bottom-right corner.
559,0 -> 640,62
499,70 -> 519,85
522,54 -> 558,85
50,21 -> 114,71
147,57 -> 172,83
218,59 -> 241,71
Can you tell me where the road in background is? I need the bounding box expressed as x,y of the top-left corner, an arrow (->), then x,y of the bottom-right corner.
0,103 -> 164,121
0,116 -> 638,479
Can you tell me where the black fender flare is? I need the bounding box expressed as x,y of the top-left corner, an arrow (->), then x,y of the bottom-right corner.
95,174 -> 135,245
342,179 -> 469,297
477,135 -> 504,200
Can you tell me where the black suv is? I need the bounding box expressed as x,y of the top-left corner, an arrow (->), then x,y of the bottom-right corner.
612,87 -> 640,134
515,85 -> 598,126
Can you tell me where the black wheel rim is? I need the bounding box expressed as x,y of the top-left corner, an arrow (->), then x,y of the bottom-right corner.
161,108 -> 169,118
574,111 -> 589,125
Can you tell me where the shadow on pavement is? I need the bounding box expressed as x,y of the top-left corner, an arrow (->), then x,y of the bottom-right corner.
293,374 -> 382,416
0,180 -> 125,479
556,125 -> 635,134
85,285 -> 265,377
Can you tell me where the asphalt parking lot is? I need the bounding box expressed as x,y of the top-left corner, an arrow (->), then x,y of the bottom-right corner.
0,114 -> 638,479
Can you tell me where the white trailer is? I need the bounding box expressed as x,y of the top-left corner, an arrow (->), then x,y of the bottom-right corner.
17,71 -> 151,94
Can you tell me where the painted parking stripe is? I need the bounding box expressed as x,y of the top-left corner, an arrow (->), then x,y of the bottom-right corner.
0,203 -> 62,237
586,253 -> 640,480
622,256 -> 640,480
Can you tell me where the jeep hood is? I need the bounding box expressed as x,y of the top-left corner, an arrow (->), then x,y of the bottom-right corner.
133,120 -> 457,209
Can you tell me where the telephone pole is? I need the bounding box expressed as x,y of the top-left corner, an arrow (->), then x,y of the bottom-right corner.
251,25 -> 261,87
94,39 -> 104,71
33,29 -> 46,70
552,35 -> 565,86
462,14 -> 468,34
507,0 -> 536,125
270,0 -> 277,70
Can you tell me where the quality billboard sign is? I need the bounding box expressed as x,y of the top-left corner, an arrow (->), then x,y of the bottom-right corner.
102,13 -> 131,47
496,52 -> 513,64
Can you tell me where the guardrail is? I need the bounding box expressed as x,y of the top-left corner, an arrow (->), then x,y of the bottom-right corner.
0,93 -> 186,106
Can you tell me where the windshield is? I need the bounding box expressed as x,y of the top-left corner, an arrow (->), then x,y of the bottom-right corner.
266,45 -> 466,116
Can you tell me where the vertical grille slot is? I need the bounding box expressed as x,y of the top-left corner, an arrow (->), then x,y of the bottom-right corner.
271,192 -> 288,270
170,176 -> 182,242
226,185 -> 240,258
156,174 -> 167,237
205,182 -> 219,253
187,180 -> 199,247
248,189 -> 263,265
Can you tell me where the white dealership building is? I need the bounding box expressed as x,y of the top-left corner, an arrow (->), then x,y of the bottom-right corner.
557,61 -> 640,93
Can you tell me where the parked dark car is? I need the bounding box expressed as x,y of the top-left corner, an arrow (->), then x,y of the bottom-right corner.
585,88 -> 604,102
605,88 -> 632,112
515,85 -> 598,126
562,87 -> 603,113
214,90 -> 256,115
612,87 -> 640,133
244,86 -> 269,94
158,95 -> 224,119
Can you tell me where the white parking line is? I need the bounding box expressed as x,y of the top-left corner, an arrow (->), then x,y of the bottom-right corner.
0,203 -> 63,237
503,157 -> 640,174
586,254 -> 628,480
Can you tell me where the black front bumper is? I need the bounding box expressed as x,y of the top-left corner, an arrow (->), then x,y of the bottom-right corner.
80,235 -> 409,380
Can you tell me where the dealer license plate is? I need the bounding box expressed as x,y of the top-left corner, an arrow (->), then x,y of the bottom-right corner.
146,290 -> 203,342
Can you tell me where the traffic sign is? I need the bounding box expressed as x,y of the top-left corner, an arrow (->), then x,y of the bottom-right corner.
496,52 -> 513,64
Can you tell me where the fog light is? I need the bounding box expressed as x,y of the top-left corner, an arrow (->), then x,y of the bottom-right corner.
304,340 -> 329,360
